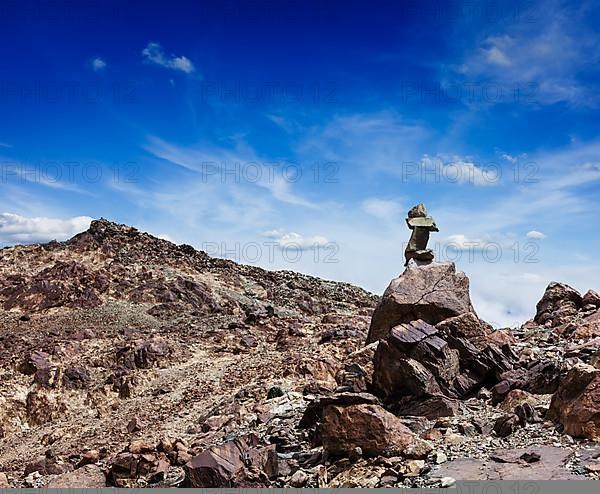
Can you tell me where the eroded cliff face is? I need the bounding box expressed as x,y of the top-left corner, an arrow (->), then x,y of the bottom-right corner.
0,219 -> 599,488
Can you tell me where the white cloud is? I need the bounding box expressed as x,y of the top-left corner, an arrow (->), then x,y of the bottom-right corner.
92,57 -> 107,72
445,234 -> 485,250
261,229 -> 329,250
142,42 -> 195,74
501,153 -> 517,164
526,230 -> 546,240
420,155 -> 500,186
485,44 -> 511,67
0,213 -> 92,245
362,198 -> 403,220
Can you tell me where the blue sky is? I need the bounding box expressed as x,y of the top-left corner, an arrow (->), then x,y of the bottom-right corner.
1,0 -> 599,326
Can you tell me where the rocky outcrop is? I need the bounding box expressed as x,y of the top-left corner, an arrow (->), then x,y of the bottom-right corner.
534,282 -> 583,327
320,403 -> 432,458
372,316 -> 516,402
583,290 -> 600,309
491,360 -> 561,402
367,262 -> 474,343
108,440 -> 171,487
548,363 -> 600,441
185,435 -> 277,487
3,218 -> 600,487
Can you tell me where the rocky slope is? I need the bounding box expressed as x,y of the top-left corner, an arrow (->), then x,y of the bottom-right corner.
0,219 -> 599,487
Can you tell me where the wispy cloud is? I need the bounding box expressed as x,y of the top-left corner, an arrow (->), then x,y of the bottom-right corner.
362,198 -> 404,220
455,1 -> 600,105
526,230 -> 546,240
145,136 -> 317,208
142,42 -> 195,74
261,229 -> 329,250
91,57 -> 107,72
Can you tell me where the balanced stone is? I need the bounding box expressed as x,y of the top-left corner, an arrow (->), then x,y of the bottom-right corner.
405,203 -> 439,266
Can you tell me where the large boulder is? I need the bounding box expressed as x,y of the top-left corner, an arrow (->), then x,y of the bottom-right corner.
548,363 -> 600,441
582,290 -> 600,308
367,262 -> 474,343
491,360 -> 561,402
320,403 -> 432,458
185,435 -> 277,487
372,320 -> 458,398
372,318 -> 516,401
534,282 -> 582,326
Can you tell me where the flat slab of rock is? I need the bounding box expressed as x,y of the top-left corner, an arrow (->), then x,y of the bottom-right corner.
321,403 -> 432,458
391,394 -> 462,418
299,392 -> 380,428
367,262 -> 474,343
45,464 -> 106,488
433,446 -> 582,480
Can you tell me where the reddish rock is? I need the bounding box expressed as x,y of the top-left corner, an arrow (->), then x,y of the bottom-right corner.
108,448 -> 171,486
76,450 -> 100,468
583,290 -> 600,308
534,282 -> 582,326
436,312 -> 492,350
373,315 -> 515,401
548,363 -> 600,441
492,360 -> 561,402
392,395 -> 461,418
299,392 -> 380,429
493,413 -> 520,437
499,389 -> 540,412
185,436 -> 276,487
373,339 -> 442,398
200,415 -> 232,432
320,403 -> 432,458
367,262 -> 474,343
571,311 -> 600,340
128,439 -> 154,454
127,417 -> 146,433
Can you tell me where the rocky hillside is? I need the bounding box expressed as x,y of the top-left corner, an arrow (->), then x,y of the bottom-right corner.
0,219 -> 599,487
